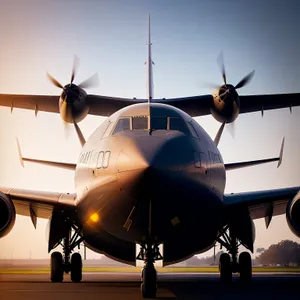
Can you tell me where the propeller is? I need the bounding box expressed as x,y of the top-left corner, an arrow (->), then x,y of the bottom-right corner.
46,55 -> 99,143
216,52 -> 255,140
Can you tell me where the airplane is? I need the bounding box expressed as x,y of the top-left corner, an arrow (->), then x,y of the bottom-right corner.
1,15 -> 300,298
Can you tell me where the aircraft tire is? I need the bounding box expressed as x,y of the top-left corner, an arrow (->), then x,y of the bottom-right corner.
239,252 -> 252,281
50,252 -> 64,282
70,253 -> 82,282
219,253 -> 232,282
141,267 -> 157,298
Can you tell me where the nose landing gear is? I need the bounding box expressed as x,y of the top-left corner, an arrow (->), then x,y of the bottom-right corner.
137,242 -> 163,298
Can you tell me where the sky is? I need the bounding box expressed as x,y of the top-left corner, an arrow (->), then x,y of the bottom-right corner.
0,0 -> 300,260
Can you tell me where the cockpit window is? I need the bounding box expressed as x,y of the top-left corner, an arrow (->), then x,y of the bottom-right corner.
151,117 -> 167,130
169,117 -> 189,135
107,115 -> 192,136
113,118 -> 130,135
132,116 -> 148,130
102,121 -> 115,138
187,122 -> 199,138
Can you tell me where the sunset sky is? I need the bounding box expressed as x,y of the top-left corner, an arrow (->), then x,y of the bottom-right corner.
0,0 -> 300,260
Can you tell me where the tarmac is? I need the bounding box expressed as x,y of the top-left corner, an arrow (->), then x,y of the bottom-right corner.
1,272 -> 300,300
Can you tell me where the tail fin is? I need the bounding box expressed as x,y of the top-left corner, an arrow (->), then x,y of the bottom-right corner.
16,138 -> 76,170
225,137 -> 285,171
146,14 -> 154,103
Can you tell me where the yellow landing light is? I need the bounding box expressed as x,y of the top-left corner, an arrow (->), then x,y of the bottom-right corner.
171,216 -> 180,226
90,212 -> 100,223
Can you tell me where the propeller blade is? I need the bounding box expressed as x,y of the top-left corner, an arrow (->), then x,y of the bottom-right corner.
217,52 -> 227,85
78,72 -> 99,89
63,121 -> 72,139
227,121 -> 235,139
74,122 -> 86,147
235,70 -> 255,90
200,82 -> 221,90
214,122 -> 226,147
71,55 -> 80,84
46,73 -> 64,89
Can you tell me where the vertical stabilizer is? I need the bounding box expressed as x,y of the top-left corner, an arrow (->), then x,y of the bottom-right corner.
147,14 -> 154,103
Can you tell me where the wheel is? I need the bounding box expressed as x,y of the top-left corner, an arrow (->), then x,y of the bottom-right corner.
219,253 -> 232,282
70,253 -> 82,283
141,266 -> 157,298
239,252 -> 252,281
51,252 -> 64,282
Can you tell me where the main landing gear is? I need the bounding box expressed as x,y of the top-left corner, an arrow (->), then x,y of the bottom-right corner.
217,226 -> 252,282
50,224 -> 84,283
137,242 -> 163,298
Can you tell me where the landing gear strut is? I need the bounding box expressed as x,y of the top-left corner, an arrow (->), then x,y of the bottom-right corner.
137,242 -> 163,298
217,225 -> 252,282
50,223 -> 83,283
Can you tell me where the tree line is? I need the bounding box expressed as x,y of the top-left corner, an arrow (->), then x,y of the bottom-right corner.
256,240 -> 300,266
184,240 -> 300,266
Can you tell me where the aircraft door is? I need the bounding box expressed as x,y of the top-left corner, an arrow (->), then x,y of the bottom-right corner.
194,151 -> 209,184
92,151 -> 104,177
200,152 -> 210,184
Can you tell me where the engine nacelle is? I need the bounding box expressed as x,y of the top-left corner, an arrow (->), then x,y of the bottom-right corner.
59,84 -> 89,123
286,191 -> 300,238
0,192 -> 16,238
210,84 -> 240,123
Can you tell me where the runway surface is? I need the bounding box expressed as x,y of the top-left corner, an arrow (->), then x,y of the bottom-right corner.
1,272 -> 300,300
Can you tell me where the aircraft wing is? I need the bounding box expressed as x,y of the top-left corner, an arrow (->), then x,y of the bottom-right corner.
224,186 -> 300,223
1,92 -> 299,118
0,94 -> 60,114
0,93 -> 146,116
155,95 -> 213,117
0,187 -> 77,220
238,93 -> 300,114
159,93 -> 300,117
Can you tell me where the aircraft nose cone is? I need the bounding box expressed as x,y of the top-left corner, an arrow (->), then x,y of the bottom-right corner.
116,148 -> 150,174
116,134 -> 190,192
117,136 -> 166,173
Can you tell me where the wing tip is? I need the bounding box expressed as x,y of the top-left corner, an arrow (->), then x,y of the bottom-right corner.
277,137 -> 285,168
16,137 -> 24,168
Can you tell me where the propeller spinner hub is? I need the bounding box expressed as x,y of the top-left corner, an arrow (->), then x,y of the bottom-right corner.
61,84 -> 80,104
219,84 -> 239,105
211,84 -> 240,123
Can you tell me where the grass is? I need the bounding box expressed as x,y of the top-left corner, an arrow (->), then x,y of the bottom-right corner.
1,266 -> 300,274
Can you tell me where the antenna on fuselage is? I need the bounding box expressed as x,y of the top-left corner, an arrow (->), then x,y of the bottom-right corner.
146,14 -> 154,104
